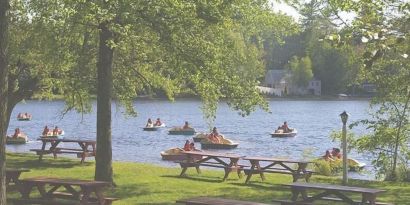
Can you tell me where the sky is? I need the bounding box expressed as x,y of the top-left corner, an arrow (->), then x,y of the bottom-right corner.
270,1 -> 301,21
270,1 -> 356,26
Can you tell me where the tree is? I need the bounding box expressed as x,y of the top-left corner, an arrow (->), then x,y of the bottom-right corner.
1,0 -> 296,186
0,0 -> 10,203
327,0 -> 410,181
287,56 -> 313,87
272,0 -> 360,95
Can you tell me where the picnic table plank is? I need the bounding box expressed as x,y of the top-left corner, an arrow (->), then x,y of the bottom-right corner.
20,177 -> 110,187
182,150 -> 243,158
178,151 -> 244,181
285,182 -> 386,194
6,168 -> 30,186
243,156 -> 312,164
38,138 -> 96,143
242,156 -> 313,183
177,196 -> 270,205
16,177 -> 116,205
32,138 -> 96,163
284,182 -> 389,205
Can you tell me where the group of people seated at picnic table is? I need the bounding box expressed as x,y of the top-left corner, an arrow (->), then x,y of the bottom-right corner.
183,140 -> 199,151
323,148 -> 342,161
207,127 -> 221,143
17,112 -> 31,119
42,125 -> 63,136
146,118 -> 163,127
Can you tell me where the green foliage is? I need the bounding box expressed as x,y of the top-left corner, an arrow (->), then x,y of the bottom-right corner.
287,56 -> 313,87
330,130 -> 358,153
5,0 -> 303,125
271,1 -> 360,94
313,159 -> 342,176
309,43 -> 359,94
326,0 -> 410,181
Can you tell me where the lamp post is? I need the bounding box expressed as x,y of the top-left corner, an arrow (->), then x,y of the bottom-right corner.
340,111 -> 349,185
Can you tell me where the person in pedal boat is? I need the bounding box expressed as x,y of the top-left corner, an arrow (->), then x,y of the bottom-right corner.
154,118 -> 162,126
182,121 -> 191,129
280,121 -> 291,133
331,148 -> 342,159
183,140 -> 191,151
189,142 -> 200,151
208,127 -> 221,143
323,150 -> 334,161
42,126 -> 49,136
53,126 -> 61,135
12,128 -> 21,138
24,112 -> 31,118
146,118 -> 153,127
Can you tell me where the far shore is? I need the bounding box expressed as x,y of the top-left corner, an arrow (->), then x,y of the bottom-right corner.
29,94 -> 372,102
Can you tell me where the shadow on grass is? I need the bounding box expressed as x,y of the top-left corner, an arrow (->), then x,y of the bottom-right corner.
160,175 -> 226,183
230,181 -> 283,191
6,153 -> 92,170
110,183 -> 152,200
214,184 -> 293,204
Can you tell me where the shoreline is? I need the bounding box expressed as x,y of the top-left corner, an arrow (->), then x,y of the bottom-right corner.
28,95 -> 372,102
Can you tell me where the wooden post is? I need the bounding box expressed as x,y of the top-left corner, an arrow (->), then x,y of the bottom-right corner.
340,111 -> 349,185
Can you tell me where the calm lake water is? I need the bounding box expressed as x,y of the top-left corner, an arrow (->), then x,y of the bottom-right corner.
6,99 -> 376,179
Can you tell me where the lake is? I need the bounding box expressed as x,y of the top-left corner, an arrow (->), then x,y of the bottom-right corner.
6,99 -> 375,179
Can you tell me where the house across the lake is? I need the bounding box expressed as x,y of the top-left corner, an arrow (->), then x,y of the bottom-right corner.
260,69 -> 321,96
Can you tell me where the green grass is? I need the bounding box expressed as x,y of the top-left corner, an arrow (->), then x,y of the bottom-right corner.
5,153 -> 410,204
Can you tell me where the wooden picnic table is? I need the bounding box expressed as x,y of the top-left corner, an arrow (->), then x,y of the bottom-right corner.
282,182 -> 389,205
31,138 -> 96,163
177,196 -> 271,205
6,168 -> 30,186
242,156 -> 314,183
178,151 -> 246,181
14,177 -> 118,205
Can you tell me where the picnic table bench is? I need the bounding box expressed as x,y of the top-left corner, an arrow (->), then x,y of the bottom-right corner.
30,138 -> 96,163
275,182 -> 392,205
11,177 -> 118,205
176,151 -> 247,181
177,196 -> 271,205
242,156 -> 314,183
6,168 -> 30,186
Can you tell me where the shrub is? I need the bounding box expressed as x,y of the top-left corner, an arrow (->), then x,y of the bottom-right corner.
313,159 -> 342,176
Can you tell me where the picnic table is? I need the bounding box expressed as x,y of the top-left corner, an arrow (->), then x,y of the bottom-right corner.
30,138 -> 96,163
6,168 -> 30,186
13,177 -> 118,205
278,182 -> 391,205
242,156 -> 314,183
177,151 -> 246,181
177,196 -> 270,205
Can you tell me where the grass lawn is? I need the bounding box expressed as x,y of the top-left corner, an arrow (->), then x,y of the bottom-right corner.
5,153 -> 410,204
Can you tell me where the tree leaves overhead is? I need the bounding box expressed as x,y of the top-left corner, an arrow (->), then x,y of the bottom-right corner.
327,0 -> 410,181
8,0 -> 300,125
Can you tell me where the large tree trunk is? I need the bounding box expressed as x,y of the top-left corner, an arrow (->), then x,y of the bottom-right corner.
95,22 -> 114,184
0,0 -> 10,204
